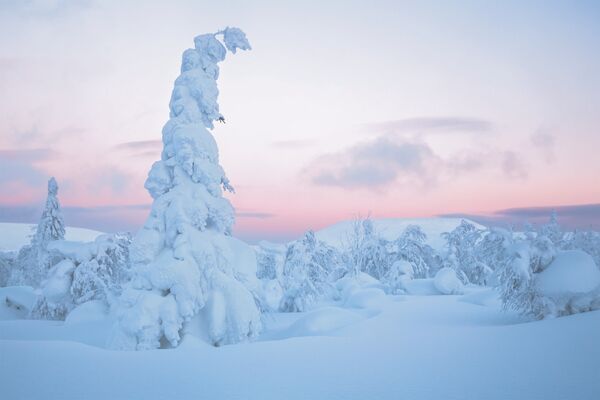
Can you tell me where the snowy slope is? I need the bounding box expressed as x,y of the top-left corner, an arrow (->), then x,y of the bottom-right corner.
0,223 -> 103,252
315,217 -> 483,250
1,290 -> 599,399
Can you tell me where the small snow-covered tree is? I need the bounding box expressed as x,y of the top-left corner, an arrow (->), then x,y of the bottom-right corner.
391,225 -> 435,279
539,211 -> 564,248
345,218 -> 390,280
441,220 -> 487,285
475,227 -> 513,284
109,28 -> 261,350
0,251 -> 16,287
280,231 -> 341,312
9,177 -> 66,287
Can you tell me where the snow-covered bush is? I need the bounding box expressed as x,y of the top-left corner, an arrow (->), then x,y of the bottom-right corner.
30,233 -> 132,320
433,267 -> 464,295
382,260 -> 413,294
9,177 -> 66,287
391,225 -> 436,279
109,28 -> 261,350
0,251 -> 16,287
498,229 -> 600,319
565,229 -> 600,267
345,218 -> 391,280
279,231 -> 341,312
475,227 -> 513,285
441,220 -> 487,285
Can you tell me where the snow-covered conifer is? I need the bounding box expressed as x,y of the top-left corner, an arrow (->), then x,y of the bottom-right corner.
109,28 -> 260,350
9,177 -> 65,287
345,218 -> 390,280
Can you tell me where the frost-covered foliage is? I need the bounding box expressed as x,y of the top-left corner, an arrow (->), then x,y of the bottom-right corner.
109,28 -> 260,350
499,237 -> 600,319
0,251 -> 16,287
391,225 -> 436,279
30,233 -> 132,320
345,218 -> 390,280
9,177 -> 66,287
280,231 -> 341,312
565,230 -> 600,267
475,227 -> 513,284
441,220 -> 488,285
256,241 -> 285,281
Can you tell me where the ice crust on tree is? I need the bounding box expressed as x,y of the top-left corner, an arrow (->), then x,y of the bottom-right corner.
109,28 -> 261,350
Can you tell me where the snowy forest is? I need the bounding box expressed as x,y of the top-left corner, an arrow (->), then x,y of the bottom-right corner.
1,9 -> 600,400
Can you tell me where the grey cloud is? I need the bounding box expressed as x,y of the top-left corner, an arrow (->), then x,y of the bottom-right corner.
114,140 -> 162,158
362,117 -> 492,136
309,136 -> 440,189
0,148 -> 55,187
530,130 -> 556,163
501,151 -> 528,179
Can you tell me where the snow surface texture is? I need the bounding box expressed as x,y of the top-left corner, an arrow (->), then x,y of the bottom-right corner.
2,285 -> 599,399
109,28 -> 260,350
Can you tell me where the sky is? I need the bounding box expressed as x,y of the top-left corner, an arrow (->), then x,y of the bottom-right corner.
1,0 -> 600,242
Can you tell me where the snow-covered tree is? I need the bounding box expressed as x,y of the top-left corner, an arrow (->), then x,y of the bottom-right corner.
9,177 -> 66,287
280,231 -> 341,312
0,251 -> 16,287
539,211 -> 564,248
345,218 -> 390,280
566,229 -> 600,267
391,225 -> 435,279
441,220 -> 488,285
475,227 -> 513,284
109,28 -> 261,350
30,233 -> 132,320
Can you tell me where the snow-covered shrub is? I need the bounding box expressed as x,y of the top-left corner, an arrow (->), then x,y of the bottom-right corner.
565,229 -> 600,267
30,233 -> 132,320
345,218 -> 391,280
441,220 -> 486,285
0,251 -> 16,287
498,228 -> 600,319
382,260 -> 413,294
391,225 -> 436,279
255,241 -> 285,281
433,267 -> 464,295
475,227 -> 513,285
109,28 -> 261,350
279,231 -> 341,312
9,177 -> 66,287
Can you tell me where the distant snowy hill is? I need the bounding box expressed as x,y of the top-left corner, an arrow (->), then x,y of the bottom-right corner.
315,217 -> 483,250
0,223 -> 103,252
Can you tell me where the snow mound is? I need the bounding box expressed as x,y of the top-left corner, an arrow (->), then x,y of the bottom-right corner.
403,278 -> 440,295
65,300 -> 108,325
315,217 -> 482,251
344,288 -> 387,309
0,286 -> 37,320
282,306 -> 364,337
0,222 -> 102,252
535,250 -> 600,297
434,268 -> 464,295
460,288 -> 501,308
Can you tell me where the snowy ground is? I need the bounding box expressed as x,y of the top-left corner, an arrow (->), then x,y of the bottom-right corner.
1,284 -> 599,400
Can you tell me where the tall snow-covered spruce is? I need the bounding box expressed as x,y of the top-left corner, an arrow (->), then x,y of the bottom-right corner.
110,28 -> 261,350
9,177 -> 65,287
